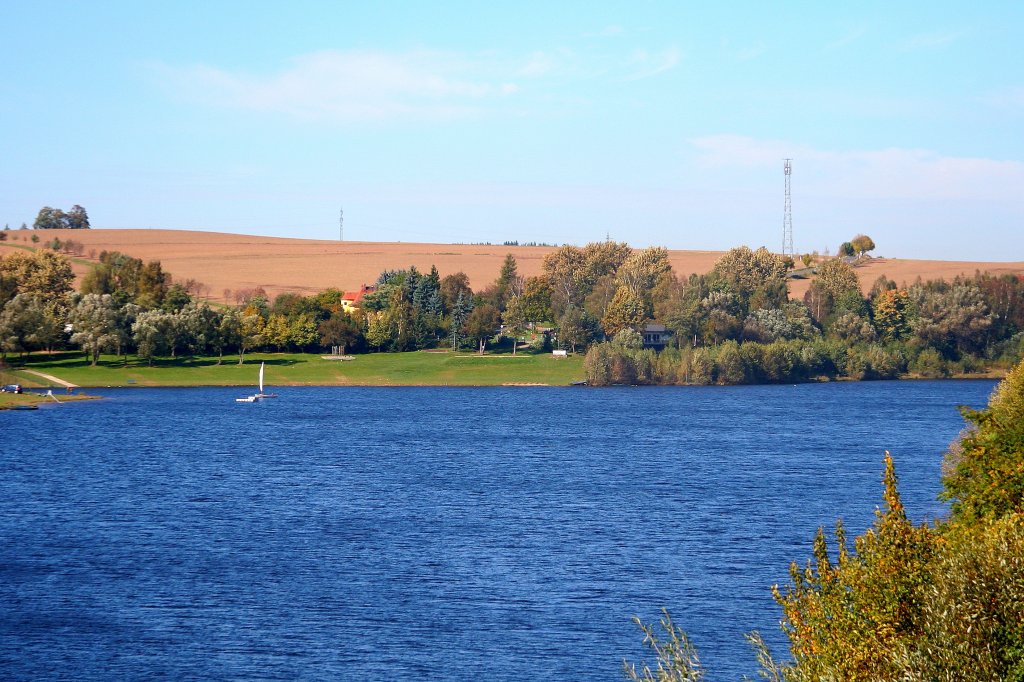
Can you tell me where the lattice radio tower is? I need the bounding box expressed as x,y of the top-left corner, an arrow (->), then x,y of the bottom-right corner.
339,207 -> 344,241
782,159 -> 794,256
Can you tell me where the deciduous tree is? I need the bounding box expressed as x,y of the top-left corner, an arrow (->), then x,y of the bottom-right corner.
601,286 -> 647,338
33,206 -> 67,230
851,234 -> 875,256
65,205 -> 90,229
70,293 -> 120,365
464,303 -> 500,354
872,289 -> 912,342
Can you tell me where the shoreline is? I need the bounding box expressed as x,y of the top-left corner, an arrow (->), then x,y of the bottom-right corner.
5,350 -> 1009,391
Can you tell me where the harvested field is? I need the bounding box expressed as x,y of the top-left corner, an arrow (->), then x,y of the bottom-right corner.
1,228 -> 1021,303
789,257 -> 1024,299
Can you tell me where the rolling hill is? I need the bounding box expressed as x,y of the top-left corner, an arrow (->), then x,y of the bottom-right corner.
2,228 -> 1021,303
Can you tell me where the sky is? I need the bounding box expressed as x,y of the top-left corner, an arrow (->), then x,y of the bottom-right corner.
1,1 -> 1022,260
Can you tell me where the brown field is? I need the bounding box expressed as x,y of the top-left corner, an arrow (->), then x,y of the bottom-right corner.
2,228 -> 1021,303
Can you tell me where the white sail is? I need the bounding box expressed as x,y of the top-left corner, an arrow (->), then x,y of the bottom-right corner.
259,362 -> 265,393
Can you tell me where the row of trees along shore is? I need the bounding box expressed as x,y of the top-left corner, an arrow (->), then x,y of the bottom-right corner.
625,360 -> 1024,680
1,240 -> 1023,379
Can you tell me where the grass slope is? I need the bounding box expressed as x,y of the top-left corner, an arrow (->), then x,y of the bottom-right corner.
16,350 -> 585,387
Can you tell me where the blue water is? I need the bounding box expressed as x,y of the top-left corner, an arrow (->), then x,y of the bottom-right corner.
0,381 -> 996,680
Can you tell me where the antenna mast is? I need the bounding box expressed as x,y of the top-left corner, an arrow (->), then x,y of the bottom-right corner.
339,207 -> 344,241
782,159 -> 794,256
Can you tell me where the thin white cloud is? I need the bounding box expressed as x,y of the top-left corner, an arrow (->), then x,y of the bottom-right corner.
898,30 -> 963,51
517,50 -> 562,77
689,135 -> 1024,201
622,47 -> 681,81
982,86 -> 1024,109
157,45 -> 681,121
158,49 -> 520,122
825,25 -> 867,50
735,42 -> 767,62
584,25 -> 625,38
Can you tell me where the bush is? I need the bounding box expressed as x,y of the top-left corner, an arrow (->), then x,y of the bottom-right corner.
847,344 -> 906,380
632,349 -> 656,385
611,353 -> 637,385
714,340 -> 746,384
911,347 -> 948,378
761,341 -> 799,383
583,343 -> 612,386
901,515 -> 1024,680
942,360 -> 1024,521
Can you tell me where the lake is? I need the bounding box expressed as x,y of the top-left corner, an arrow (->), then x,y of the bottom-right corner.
0,380 -> 997,681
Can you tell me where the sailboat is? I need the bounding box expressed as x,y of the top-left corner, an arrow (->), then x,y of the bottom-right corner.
255,362 -> 277,399
235,362 -> 276,402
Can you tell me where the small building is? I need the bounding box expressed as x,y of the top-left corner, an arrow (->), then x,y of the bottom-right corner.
642,324 -> 672,350
340,285 -> 375,313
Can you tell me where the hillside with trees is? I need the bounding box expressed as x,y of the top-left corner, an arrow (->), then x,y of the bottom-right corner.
1,239 -> 1022,383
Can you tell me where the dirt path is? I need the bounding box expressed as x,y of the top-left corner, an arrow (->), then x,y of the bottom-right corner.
19,369 -> 78,389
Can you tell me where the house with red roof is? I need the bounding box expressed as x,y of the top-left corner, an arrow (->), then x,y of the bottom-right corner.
340,285 -> 375,313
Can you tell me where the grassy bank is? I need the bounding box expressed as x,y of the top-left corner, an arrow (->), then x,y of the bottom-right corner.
0,391 -> 98,410
11,350 -> 586,388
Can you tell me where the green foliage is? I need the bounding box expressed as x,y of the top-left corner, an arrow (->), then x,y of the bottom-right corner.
33,206 -> 67,230
70,293 -> 121,365
464,303 -> 500,354
769,362 -> 1024,680
743,303 -> 817,343
623,610 -> 705,682
0,293 -> 62,356
617,247 -> 672,298
910,347 -> 949,378
603,286 -> 649,337
0,249 -> 75,310
774,453 -> 939,682
714,340 -> 746,384
872,289 -> 912,342
558,306 -> 599,353
850,234 -> 875,256
584,343 -> 613,386
710,245 -> 788,314
845,344 -> 906,380
612,328 -> 644,350
543,244 -> 590,313
900,514 -> 1024,681
625,367 -> 1024,680
815,259 -> 860,300
830,312 -> 877,343
909,281 -> 992,359
941,359 -> 1024,521
521,276 -> 553,325
681,347 -> 714,385
33,204 -> 89,230
318,311 -> 363,354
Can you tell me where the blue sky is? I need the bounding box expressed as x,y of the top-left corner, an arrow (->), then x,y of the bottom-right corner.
1,2 -> 1021,259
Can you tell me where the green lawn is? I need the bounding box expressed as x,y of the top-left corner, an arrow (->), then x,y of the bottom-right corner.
12,349 -> 586,387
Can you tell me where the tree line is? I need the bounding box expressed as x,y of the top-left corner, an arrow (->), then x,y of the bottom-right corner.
1,238 -> 1022,378
580,244 -> 1023,385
